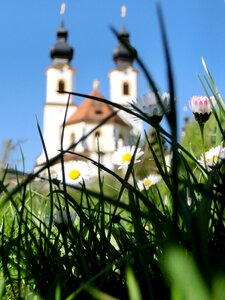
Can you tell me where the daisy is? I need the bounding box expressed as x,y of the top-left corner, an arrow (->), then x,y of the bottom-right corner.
199,145 -> 225,168
111,145 -> 144,169
132,91 -> 170,123
45,210 -> 76,224
53,210 -> 76,224
189,95 -> 215,124
137,174 -> 161,191
58,160 -> 91,185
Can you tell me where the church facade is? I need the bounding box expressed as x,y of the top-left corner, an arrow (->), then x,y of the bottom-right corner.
35,8 -> 142,175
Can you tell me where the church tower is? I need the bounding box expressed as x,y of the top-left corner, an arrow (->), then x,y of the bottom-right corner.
35,4 -> 142,174
108,6 -> 142,139
36,4 -> 76,165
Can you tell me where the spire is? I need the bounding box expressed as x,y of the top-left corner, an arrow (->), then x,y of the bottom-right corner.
60,3 -> 66,27
121,5 -> 127,33
113,5 -> 136,67
93,80 -> 100,91
50,3 -> 74,65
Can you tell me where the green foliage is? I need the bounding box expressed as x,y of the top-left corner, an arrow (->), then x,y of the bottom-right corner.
162,246 -> 211,300
181,114 -> 223,159
126,267 -> 142,300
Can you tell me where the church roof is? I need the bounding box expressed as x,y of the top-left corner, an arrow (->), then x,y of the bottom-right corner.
65,81 -> 130,127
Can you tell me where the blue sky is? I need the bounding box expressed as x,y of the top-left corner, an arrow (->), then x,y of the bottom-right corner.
0,0 -> 225,172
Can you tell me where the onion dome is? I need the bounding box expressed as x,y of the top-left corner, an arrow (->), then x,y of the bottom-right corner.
50,22 -> 74,65
113,6 -> 137,67
113,27 -> 136,67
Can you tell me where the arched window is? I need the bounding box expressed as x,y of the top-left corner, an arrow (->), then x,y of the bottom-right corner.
95,103 -> 103,115
94,131 -> 101,151
122,82 -> 129,95
70,132 -> 75,143
95,131 -> 100,139
70,132 -> 75,148
58,80 -> 65,93
118,134 -> 124,148
95,109 -> 102,115
114,130 -> 124,150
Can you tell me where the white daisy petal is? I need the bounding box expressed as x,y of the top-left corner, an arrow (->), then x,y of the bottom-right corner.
45,210 -> 76,225
189,95 -> 217,124
132,91 -> 170,121
199,145 -> 225,168
190,96 -> 212,115
137,174 -> 161,191
54,210 -> 76,224
58,160 -> 92,185
112,145 -> 144,169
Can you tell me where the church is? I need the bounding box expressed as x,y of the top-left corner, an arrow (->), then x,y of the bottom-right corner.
35,5 -> 143,175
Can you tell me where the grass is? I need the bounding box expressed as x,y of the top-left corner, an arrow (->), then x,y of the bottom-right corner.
1,4 -> 225,300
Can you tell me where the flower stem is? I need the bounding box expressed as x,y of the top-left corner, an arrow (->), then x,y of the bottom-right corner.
156,130 -> 168,176
199,123 -> 208,172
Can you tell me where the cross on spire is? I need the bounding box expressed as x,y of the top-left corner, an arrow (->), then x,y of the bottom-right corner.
93,80 -> 100,90
60,3 -> 66,26
121,5 -> 127,30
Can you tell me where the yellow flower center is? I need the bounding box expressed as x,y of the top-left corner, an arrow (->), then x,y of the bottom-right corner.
143,179 -> 152,187
122,153 -> 132,163
209,155 -> 218,163
69,169 -> 81,180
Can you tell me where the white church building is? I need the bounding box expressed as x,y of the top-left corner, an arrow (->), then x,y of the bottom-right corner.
35,6 -> 143,175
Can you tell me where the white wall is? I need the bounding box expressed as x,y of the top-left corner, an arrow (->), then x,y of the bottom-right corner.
46,65 -> 75,104
109,66 -> 143,137
109,66 -> 138,105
